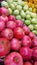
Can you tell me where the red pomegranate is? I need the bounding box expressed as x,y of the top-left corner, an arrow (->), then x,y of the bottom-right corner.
20,47 -> 32,60
14,27 -> 25,39
22,35 -> 32,47
6,21 -> 16,30
0,7 -> 9,16
10,38 -> 21,51
0,38 -> 10,58
8,15 -> 16,21
0,16 -> 8,23
1,28 -> 13,40
4,52 -> 23,65
29,32 -> 35,40
23,26 -> 30,35
16,20 -> 23,27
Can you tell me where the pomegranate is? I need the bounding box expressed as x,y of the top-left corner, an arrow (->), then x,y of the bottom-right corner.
0,21 -> 5,31
0,38 -> 10,58
29,32 -> 35,40
10,38 -> 21,51
14,27 -> 25,39
20,47 -> 32,60
23,26 -> 30,35
8,15 -> 16,21
32,37 -> 37,47
4,52 -> 23,65
6,21 -> 16,30
0,7 -> 9,16
23,62 -> 32,65
1,28 -> 13,40
16,20 -> 23,27
32,47 -> 37,61
22,35 -> 32,47
0,16 -> 8,23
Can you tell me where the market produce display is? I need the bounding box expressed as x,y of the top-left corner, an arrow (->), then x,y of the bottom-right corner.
0,6 -> 37,65
0,0 -> 37,65
1,0 -> 37,35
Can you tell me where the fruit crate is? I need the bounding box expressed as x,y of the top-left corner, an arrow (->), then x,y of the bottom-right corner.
0,0 -> 37,65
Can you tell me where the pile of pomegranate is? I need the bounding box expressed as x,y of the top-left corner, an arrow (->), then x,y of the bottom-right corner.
0,7 -> 37,65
